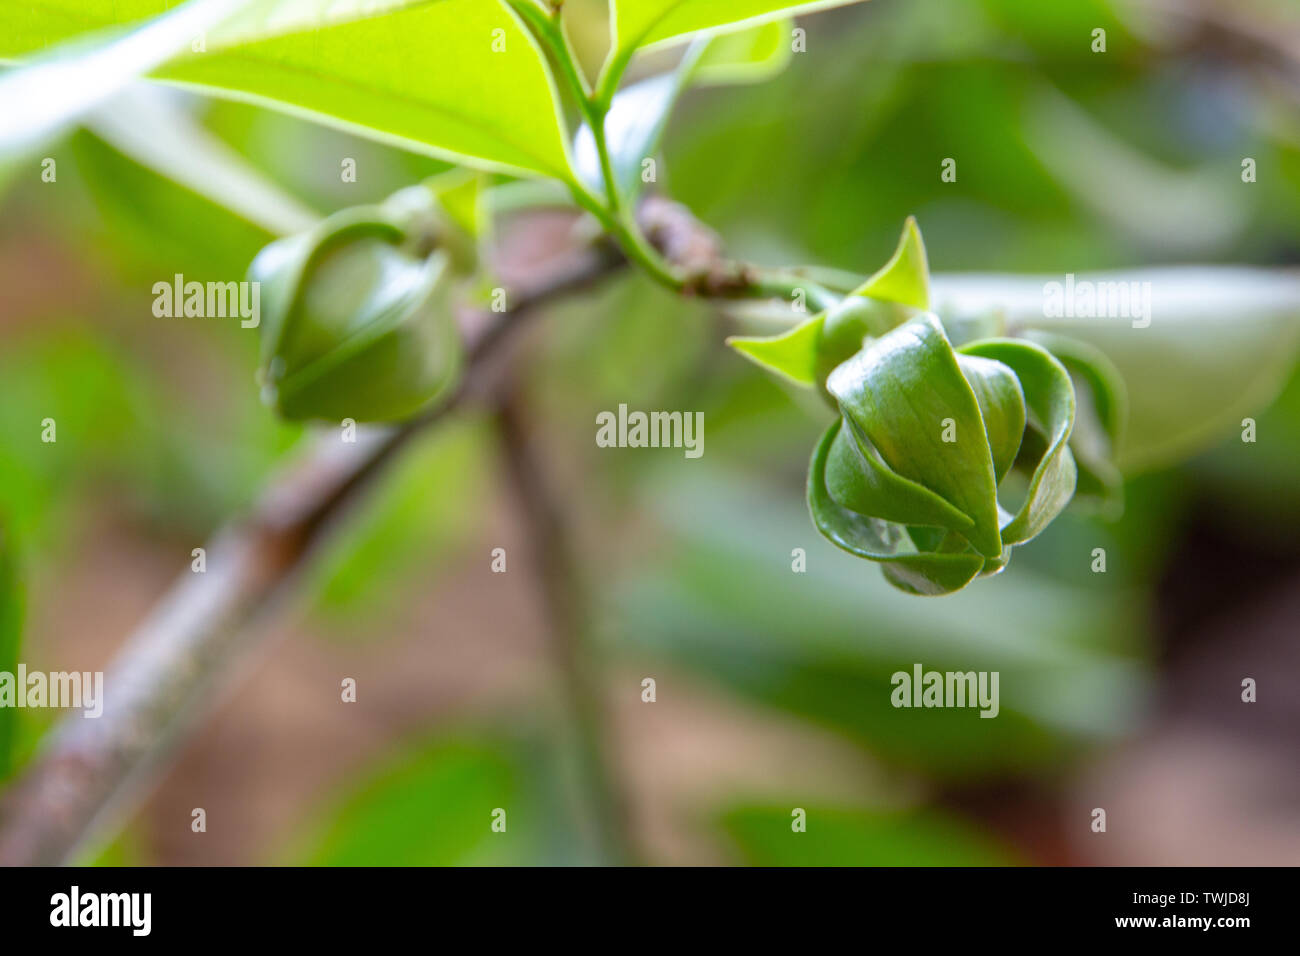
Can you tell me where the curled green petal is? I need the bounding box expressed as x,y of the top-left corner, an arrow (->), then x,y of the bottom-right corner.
808,421 -> 985,596
959,339 -> 1077,545
956,353 -> 1026,484
1027,331 -> 1127,514
826,415 -> 978,533
828,314 -> 1003,558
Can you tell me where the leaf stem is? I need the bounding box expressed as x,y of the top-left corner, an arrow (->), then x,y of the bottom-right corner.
513,5 -> 843,314
510,1 -> 594,111
567,180 -> 687,290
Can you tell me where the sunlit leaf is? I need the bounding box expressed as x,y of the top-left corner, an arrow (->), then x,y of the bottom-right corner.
0,0 -> 435,162
728,311 -> 825,386
157,1 -> 574,178
847,214 -> 929,310
605,0 -> 865,69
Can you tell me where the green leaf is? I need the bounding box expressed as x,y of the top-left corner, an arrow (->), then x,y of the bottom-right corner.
727,218 -> 932,387
722,805 -> 1015,866
728,312 -> 825,386
86,83 -> 322,237
1,1 -> 576,178
828,315 -> 1003,558
288,739 -> 536,865
692,17 -> 793,85
158,1 -> 575,179
959,339 -> 1076,545
303,419 -> 489,623
619,469 -> 1149,775
0,1 -> 435,162
0,523 -> 22,781
425,169 -> 486,242
847,214 -> 930,311
605,0 -> 865,71
951,267 -> 1300,472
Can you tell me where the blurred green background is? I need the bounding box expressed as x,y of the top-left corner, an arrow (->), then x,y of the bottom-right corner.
2,0 -> 1299,865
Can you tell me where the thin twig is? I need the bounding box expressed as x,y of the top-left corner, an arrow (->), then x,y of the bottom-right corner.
495,387 -> 636,865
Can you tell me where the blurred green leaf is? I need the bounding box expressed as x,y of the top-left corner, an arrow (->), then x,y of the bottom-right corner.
284,733 -> 593,865
88,84 -> 321,237
1027,331 -> 1126,514
574,52 -> 699,201
723,805 -> 1016,865
933,269 -> 1300,472
614,469 -> 1148,777
0,325 -> 292,545
1019,271 -> 1300,471
304,418 -> 491,626
291,739 -> 536,865
0,333 -> 152,547
71,129 -> 273,280
0,522 -> 23,781
0,1 -> 435,55
693,17 -> 792,86
605,0 -> 862,68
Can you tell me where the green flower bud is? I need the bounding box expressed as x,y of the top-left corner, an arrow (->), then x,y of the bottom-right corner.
250,189 -> 464,423
808,313 -> 1078,595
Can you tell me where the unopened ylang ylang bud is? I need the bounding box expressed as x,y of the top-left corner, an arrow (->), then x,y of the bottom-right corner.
808,313 -> 1078,595
249,187 -> 465,422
